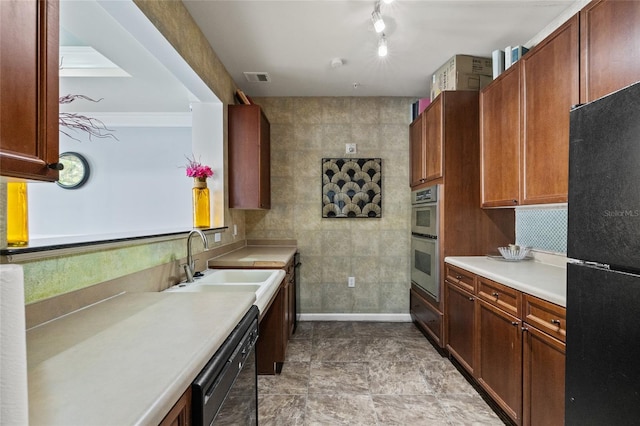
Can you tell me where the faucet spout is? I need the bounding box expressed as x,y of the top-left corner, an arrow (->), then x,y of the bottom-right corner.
185,229 -> 209,283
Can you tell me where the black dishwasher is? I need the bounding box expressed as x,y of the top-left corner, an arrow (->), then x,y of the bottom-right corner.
192,305 -> 259,425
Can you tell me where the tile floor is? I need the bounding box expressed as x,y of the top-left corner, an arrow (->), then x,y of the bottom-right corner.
258,321 -> 507,425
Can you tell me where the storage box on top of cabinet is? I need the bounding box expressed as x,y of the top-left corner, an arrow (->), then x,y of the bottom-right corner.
430,55 -> 493,100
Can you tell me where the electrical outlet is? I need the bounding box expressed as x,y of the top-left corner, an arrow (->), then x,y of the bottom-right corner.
233,224 -> 238,236
348,277 -> 355,288
214,233 -> 221,243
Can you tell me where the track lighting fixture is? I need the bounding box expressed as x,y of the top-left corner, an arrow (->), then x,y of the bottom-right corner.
371,2 -> 385,33
378,35 -> 388,57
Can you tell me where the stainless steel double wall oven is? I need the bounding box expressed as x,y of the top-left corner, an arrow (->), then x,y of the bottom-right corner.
410,186 -> 440,301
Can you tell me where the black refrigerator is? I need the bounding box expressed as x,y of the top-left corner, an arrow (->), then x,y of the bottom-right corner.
566,81 -> 640,425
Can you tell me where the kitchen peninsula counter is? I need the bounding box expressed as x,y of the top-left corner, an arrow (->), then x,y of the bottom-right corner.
26,291 -> 255,425
445,256 -> 567,306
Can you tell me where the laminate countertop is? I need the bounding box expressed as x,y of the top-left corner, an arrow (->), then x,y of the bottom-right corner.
445,256 -> 567,307
26,291 -> 255,425
208,245 -> 297,268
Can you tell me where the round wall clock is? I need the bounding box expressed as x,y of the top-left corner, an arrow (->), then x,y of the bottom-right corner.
57,152 -> 90,189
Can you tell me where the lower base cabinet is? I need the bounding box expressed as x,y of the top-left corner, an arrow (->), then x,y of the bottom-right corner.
257,279 -> 287,374
159,387 -> 191,426
477,299 -> 523,423
410,285 -> 443,346
523,325 -> 566,426
444,263 -> 566,426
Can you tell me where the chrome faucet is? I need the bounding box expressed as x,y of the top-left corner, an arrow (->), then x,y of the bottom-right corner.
184,229 -> 209,283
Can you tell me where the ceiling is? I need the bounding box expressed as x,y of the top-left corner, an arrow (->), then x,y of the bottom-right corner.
182,0 -> 576,98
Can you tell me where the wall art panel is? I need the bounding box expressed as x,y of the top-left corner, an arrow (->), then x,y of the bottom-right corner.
322,158 -> 382,218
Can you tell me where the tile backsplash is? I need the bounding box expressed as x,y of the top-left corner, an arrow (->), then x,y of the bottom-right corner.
515,206 -> 567,254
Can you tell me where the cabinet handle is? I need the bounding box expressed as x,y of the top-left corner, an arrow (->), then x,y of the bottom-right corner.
522,327 -> 529,332
512,199 -> 518,204
511,321 -> 519,326
48,162 -> 64,170
492,292 -> 500,298
456,275 -> 462,280
550,319 -> 561,325
468,297 -> 475,301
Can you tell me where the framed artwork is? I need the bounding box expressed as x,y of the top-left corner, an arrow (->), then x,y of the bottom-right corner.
322,158 -> 382,218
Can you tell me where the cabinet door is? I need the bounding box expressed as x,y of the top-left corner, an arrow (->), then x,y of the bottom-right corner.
258,110 -> 271,209
424,97 -> 443,182
410,286 -> 442,347
444,281 -> 476,375
0,0 -> 59,181
521,15 -> 579,205
480,64 -> 521,207
229,105 -> 271,209
580,0 -> 640,102
409,114 -> 426,187
477,299 -> 522,424
159,387 -> 192,426
257,281 -> 286,375
523,325 -> 566,426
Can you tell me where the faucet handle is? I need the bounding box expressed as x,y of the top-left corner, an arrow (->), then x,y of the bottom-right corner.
182,263 -> 194,283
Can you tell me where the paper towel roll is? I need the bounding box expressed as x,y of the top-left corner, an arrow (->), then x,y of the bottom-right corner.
1,264 -> 28,425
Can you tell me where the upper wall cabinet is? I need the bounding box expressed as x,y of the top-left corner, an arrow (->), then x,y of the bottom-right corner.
480,64 -> 521,207
228,104 -> 271,209
409,113 -> 426,187
520,14 -> 579,205
580,0 -> 640,103
408,94 -> 446,189
481,14 -> 580,207
0,0 -> 59,181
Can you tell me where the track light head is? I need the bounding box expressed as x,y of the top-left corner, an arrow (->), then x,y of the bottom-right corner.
378,35 -> 388,57
371,2 -> 385,33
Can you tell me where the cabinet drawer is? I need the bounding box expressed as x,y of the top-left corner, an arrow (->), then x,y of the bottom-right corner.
478,277 -> 520,317
522,294 -> 566,342
445,264 -> 476,294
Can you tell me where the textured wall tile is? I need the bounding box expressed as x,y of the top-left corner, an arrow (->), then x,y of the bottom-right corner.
247,97 -> 413,314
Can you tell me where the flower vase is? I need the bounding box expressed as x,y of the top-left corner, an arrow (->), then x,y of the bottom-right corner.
192,178 -> 210,228
7,182 -> 29,246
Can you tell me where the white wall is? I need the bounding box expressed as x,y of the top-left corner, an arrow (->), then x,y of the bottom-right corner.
28,126 -> 193,238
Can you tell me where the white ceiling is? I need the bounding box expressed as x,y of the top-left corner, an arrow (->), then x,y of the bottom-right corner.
182,0 -> 576,98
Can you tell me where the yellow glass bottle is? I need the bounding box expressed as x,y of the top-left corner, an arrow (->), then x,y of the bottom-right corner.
192,178 -> 210,228
7,182 -> 29,246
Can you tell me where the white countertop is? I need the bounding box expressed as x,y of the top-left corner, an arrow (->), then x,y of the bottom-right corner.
208,245 -> 297,268
26,291 -> 255,425
445,256 -> 567,306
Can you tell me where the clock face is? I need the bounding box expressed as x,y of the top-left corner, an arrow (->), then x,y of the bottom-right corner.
57,152 -> 90,189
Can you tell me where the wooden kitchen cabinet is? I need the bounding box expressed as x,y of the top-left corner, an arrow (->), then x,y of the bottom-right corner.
445,263 -> 567,425
444,278 -> 476,375
0,0 -> 60,181
411,285 -> 443,346
424,96 -> 443,183
476,299 -> 523,424
520,15 -> 579,205
228,104 -> 271,209
480,64 -> 521,207
256,277 -> 286,375
580,0 -> 640,103
159,386 -> 191,426
409,113 -> 426,187
481,16 -> 578,207
523,324 -> 566,426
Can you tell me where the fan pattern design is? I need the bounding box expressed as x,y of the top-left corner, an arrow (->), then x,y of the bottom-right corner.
322,158 -> 382,218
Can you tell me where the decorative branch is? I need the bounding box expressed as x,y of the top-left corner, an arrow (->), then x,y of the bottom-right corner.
58,94 -> 118,141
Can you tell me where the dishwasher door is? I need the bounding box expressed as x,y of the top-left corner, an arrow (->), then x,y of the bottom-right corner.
191,305 -> 259,425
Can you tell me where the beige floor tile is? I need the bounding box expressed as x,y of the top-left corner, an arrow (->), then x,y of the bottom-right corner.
371,394 -> 450,425
305,394 -> 378,425
308,362 -> 369,394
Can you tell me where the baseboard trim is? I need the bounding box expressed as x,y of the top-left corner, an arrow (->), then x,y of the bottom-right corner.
298,313 -> 412,322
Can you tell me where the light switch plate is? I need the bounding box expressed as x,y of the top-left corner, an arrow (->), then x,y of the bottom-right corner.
346,143 -> 357,154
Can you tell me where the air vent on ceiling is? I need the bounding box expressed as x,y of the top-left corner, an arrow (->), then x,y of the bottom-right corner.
243,72 -> 271,83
